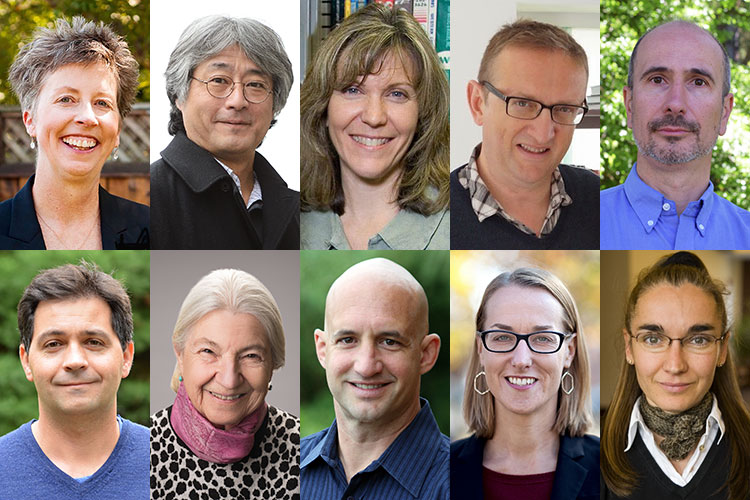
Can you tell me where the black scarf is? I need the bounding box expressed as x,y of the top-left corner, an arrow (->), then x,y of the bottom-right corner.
639,392 -> 713,460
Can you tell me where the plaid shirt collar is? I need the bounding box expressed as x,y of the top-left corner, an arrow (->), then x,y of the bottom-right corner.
458,143 -> 572,237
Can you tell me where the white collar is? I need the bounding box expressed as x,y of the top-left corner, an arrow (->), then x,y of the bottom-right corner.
215,158 -> 263,209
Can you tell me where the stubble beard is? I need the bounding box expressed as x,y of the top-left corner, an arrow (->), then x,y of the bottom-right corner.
632,113 -> 718,165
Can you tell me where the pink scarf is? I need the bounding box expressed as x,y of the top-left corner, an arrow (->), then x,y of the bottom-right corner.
170,382 -> 267,463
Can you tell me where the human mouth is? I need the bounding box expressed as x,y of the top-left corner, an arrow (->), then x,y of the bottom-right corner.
352,135 -> 391,147
351,382 -> 388,389
208,390 -> 245,401
61,135 -> 98,150
506,376 -> 538,389
518,143 -> 550,154
658,382 -> 693,393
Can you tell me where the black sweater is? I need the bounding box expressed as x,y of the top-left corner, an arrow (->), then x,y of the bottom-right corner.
602,432 -> 730,500
450,164 -> 599,249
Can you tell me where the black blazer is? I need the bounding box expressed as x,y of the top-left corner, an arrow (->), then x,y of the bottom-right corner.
150,132 -> 300,249
450,434 -> 600,500
0,175 -> 149,249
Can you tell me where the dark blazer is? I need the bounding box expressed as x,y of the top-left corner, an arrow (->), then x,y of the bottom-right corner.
0,175 -> 149,249
450,433 -> 600,500
150,132 -> 300,249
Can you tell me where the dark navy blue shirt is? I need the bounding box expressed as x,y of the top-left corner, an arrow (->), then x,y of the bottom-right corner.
600,164 -> 750,249
301,399 -> 449,499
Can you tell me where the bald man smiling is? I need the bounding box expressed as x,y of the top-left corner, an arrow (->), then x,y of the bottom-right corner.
301,258 -> 449,499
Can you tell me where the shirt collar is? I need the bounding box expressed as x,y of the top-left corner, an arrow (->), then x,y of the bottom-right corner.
623,163 -> 715,237
625,394 -> 725,452
300,398 -> 443,497
458,143 -> 572,235
215,158 -> 263,209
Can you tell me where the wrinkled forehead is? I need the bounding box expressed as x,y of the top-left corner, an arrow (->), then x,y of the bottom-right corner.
635,23 -> 724,77
194,44 -> 270,79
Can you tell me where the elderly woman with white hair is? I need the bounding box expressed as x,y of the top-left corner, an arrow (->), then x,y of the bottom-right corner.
150,269 -> 299,499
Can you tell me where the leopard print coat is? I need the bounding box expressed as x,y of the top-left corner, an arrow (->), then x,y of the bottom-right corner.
150,405 -> 300,499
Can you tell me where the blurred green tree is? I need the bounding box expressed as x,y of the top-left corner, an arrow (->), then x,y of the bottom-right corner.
601,0 -> 750,208
300,251 -> 450,438
0,0 -> 149,105
0,250 -> 150,435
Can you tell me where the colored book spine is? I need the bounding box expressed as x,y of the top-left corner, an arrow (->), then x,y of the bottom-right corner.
413,0 -> 429,36
436,0 -> 450,79
345,0 -> 351,17
427,0 -> 438,45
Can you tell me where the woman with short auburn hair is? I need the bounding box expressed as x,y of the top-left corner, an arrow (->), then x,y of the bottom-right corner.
300,3 -> 449,250
2,17 -> 148,249
451,267 -> 599,500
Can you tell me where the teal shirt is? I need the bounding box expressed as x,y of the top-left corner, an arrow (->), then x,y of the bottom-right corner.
301,207 -> 449,250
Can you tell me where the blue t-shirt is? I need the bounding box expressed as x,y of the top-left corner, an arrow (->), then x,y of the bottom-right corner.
0,417 -> 149,500
301,398 -> 449,499
600,164 -> 750,249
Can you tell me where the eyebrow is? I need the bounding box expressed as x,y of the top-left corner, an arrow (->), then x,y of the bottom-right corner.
640,65 -> 716,83
332,329 -> 410,341
34,329 -> 110,343
486,323 -> 557,332
635,323 -> 716,334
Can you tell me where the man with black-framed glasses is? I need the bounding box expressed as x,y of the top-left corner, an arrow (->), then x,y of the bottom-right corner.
150,15 -> 300,249
450,19 -> 600,249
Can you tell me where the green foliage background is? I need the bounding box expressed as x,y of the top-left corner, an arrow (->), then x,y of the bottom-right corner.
300,251 -> 449,438
0,251 -> 150,435
0,0 -> 150,105
601,0 -> 750,208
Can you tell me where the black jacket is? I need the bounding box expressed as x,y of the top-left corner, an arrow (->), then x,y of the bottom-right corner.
450,434 -> 600,500
150,132 -> 300,249
450,164 -> 600,249
0,175 -> 149,249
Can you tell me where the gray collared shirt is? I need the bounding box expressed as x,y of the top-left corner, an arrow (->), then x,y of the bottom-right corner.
301,206 -> 449,250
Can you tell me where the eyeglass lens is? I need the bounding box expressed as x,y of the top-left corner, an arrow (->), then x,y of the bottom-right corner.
484,331 -> 563,353
507,98 -> 585,125
205,76 -> 270,103
635,333 -> 720,353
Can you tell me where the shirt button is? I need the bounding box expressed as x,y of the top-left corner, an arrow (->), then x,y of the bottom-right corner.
699,224 -> 705,230
647,220 -> 654,226
662,203 -> 670,211
700,445 -> 705,451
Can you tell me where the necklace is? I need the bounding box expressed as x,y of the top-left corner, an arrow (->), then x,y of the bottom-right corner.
37,210 -> 100,250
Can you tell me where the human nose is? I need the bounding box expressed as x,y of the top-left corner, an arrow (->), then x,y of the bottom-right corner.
526,107 -> 556,143
663,82 -> 687,115
215,356 -> 242,388
75,102 -> 98,127
662,340 -> 688,374
224,82 -> 249,108
62,342 -> 88,371
353,341 -> 383,378
361,96 -> 388,127
510,338 -> 533,369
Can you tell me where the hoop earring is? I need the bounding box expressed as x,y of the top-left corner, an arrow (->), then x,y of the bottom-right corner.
112,146 -> 119,161
561,370 -> 574,395
29,137 -> 36,150
473,371 -> 490,395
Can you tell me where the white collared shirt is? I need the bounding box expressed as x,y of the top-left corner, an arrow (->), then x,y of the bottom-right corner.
215,158 -> 263,209
625,394 -> 724,486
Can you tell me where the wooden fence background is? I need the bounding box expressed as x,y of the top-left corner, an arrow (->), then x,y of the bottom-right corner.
0,103 -> 150,205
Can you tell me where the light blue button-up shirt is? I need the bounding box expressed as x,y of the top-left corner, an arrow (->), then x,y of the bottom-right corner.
601,164 -> 750,249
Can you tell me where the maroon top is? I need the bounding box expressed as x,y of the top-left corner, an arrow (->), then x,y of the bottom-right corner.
482,467 -> 555,500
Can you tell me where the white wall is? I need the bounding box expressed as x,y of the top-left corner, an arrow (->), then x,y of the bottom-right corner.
450,0 -> 600,170
150,0 -> 300,190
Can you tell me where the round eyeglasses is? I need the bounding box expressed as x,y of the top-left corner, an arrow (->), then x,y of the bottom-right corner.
477,330 -> 573,354
480,81 -> 588,126
629,331 -> 726,354
191,75 -> 272,104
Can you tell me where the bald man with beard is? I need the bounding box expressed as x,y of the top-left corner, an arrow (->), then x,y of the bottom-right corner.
301,258 -> 449,499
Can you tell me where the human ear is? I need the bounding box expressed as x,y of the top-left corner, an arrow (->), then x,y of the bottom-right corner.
419,333 -> 440,375
718,330 -> 730,366
563,334 -> 577,369
121,341 -> 134,378
623,328 -> 634,365
623,86 -> 633,130
718,93 -> 734,136
22,110 -> 36,138
314,329 -> 328,369
19,344 -> 33,382
467,80 -> 486,126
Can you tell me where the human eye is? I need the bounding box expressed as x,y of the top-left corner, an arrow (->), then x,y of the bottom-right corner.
693,78 -> 708,87
511,99 -> 532,108
43,340 -> 63,349
648,75 -> 666,85
641,334 -> 666,346
94,99 -> 113,109
336,336 -> 356,345
199,348 -> 215,355
686,334 -> 713,347
341,85 -> 363,97
381,338 -> 402,348
245,80 -> 268,90
556,106 -> 575,115
387,88 -> 411,101
86,338 -> 105,347
57,95 -> 75,104
531,332 -> 556,344
209,76 -> 231,85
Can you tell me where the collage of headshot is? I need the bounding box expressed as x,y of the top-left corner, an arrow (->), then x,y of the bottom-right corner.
0,0 -> 748,499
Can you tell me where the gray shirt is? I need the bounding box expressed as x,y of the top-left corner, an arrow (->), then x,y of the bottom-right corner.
301,207 -> 449,250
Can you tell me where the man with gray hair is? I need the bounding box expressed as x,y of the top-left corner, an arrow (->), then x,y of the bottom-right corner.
150,16 -> 299,249
601,20 -> 750,249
